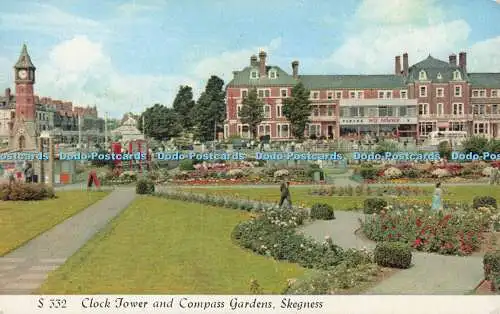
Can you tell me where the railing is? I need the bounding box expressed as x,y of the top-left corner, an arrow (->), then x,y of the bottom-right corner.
472,113 -> 500,119
310,115 -> 337,121
419,114 -> 471,120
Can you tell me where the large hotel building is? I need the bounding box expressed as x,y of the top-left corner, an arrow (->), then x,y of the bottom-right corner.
224,51 -> 500,141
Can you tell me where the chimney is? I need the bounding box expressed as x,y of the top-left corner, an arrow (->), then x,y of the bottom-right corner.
449,54 -> 457,66
258,50 -> 267,77
292,61 -> 299,78
4,88 -> 10,98
250,55 -> 258,66
402,53 -> 409,76
395,56 -> 401,75
459,52 -> 467,71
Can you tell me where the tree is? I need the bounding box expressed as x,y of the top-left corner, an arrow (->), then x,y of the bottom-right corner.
172,85 -> 196,130
462,136 -> 489,155
193,75 -> 226,141
282,82 -> 312,140
138,104 -> 182,140
239,88 -> 264,139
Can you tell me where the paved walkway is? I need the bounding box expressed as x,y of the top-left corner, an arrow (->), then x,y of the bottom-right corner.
300,212 -> 484,294
0,188 -> 136,294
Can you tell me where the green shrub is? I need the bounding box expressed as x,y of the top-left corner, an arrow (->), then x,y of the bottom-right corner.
310,203 -> 335,220
363,198 -> 387,214
0,183 -> 55,201
359,165 -> 378,179
438,141 -> 452,160
284,271 -> 330,295
136,179 -> 155,195
491,272 -> 500,293
484,250 -> 500,279
473,196 -> 497,209
374,242 -> 412,269
402,168 -> 421,178
179,159 -> 194,171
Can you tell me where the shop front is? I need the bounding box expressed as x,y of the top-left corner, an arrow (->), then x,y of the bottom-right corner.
339,117 -> 418,139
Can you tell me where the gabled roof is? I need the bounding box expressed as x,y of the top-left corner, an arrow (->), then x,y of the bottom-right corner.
299,75 -> 406,89
14,44 -> 36,69
227,65 -> 296,87
406,55 -> 466,82
468,73 -> 500,88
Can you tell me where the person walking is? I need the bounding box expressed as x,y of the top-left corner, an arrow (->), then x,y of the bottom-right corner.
490,167 -> 498,185
431,182 -> 443,211
279,180 -> 291,209
24,162 -> 33,183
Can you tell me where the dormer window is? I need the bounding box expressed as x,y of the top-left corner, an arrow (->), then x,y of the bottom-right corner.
436,73 -> 442,80
269,70 -> 277,79
419,70 -> 427,81
250,70 -> 258,79
453,70 -> 462,80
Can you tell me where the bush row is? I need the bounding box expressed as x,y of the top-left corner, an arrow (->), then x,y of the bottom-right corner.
0,183 -> 55,201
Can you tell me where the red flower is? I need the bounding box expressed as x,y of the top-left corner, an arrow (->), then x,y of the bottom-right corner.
414,239 -> 422,247
416,218 -> 422,227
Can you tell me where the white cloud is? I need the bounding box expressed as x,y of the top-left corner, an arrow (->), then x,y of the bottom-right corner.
32,36 -> 196,117
326,20 -> 471,74
468,36 -> 500,72
356,0 -> 443,25
0,3 -> 107,37
116,0 -> 166,16
3,36 -> 283,118
191,37 -> 283,80
319,0 -> 500,74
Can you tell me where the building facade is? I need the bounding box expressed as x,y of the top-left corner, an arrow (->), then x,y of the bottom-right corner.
0,44 -> 106,148
224,51 -> 500,141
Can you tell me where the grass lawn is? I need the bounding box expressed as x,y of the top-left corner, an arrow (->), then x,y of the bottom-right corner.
0,191 -> 109,256
38,197 -> 306,294
178,185 -> 500,210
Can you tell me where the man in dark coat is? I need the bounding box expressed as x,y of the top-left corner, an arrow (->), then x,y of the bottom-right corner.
24,162 -> 33,183
279,180 -> 291,208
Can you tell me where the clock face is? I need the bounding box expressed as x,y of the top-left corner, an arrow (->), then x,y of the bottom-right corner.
18,70 -> 28,79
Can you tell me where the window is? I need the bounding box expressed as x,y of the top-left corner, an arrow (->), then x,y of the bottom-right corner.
237,124 -> 250,138
450,121 -> 465,131
277,124 -> 289,138
258,124 -> 271,135
308,124 -> 321,136
378,91 -> 385,99
472,89 -> 486,98
400,90 -> 407,99
237,105 -> 242,118
398,106 -> 407,116
491,90 -> 499,98
269,70 -> 277,79
452,103 -> 464,115
276,104 -> 282,117
419,70 -> 427,80
327,106 -> 333,116
377,90 -> 392,99
436,103 -> 444,116
419,86 -> 427,97
349,91 -> 356,98
310,91 -> 319,99
327,91 -> 333,100
492,104 -> 499,114
250,71 -> 258,79
280,89 -> 288,97
474,123 -> 487,134
258,89 -> 270,98
378,106 -> 393,117
313,107 -> 319,116
241,89 -> 248,98
357,91 -> 364,99
419,103 -> 429,115
453,70 -> 462,80
437,72 -> 442,80
263,105 -> 271,118
473,104 -> 485,115
436,88 -> 444,97
419,122 -> 435,136
335,91 -> 342,99
454,85 -> 462,97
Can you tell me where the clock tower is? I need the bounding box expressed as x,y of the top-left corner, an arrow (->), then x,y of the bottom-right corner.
9,43 -> 38,151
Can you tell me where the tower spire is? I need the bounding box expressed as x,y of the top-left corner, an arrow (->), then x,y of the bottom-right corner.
14,43 -> 35,69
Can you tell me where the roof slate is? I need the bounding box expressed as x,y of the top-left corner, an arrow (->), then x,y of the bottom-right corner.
299,75 -> 407,89
227,66 -> 297,87
468,73 -> 500,88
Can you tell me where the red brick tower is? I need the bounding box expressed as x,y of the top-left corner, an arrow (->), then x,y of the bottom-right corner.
9,43 -> 38,151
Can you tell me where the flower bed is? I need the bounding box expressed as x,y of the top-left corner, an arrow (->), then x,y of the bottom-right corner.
309,185 -> 426,197
355,161 -> 495,184
156,190 -> 383,294
360,204 -> 499,256
170,178 -> 318,185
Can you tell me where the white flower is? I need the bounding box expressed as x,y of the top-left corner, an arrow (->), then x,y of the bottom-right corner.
383,167 -> 402,178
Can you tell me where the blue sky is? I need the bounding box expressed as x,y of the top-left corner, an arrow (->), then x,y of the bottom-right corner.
1,0 -> 500,118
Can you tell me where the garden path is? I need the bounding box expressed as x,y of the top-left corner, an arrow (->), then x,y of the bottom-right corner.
300,214 -> 484,294
0,188 -> 136,294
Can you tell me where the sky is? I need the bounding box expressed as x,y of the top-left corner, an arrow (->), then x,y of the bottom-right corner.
0,0 -> 500,118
